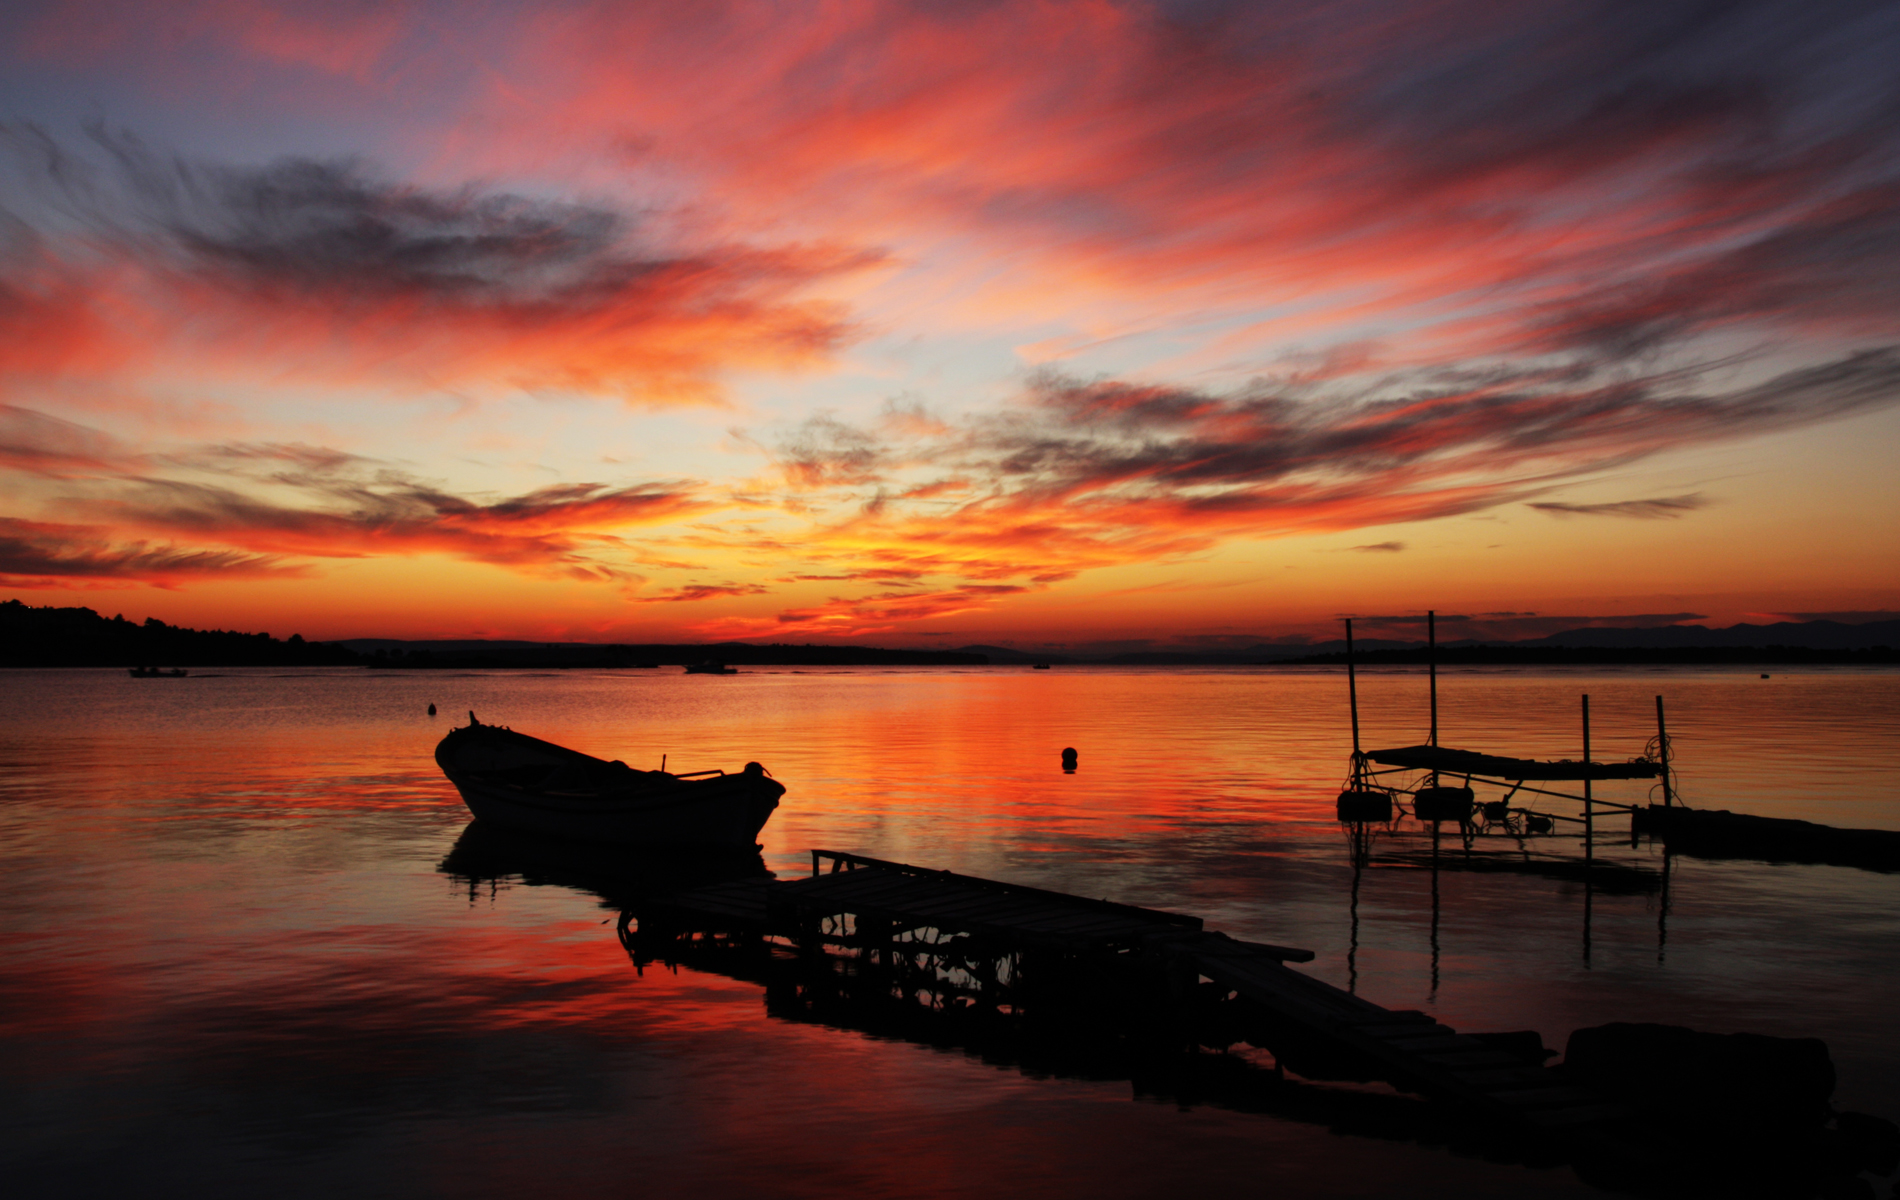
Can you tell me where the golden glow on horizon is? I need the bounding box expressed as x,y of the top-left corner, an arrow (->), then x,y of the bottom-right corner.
2,1 -> 1897,643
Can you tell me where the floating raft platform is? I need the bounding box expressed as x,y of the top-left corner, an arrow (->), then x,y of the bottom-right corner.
636,851 -> 1619,1130
1634,804 -> 1900,873
1367,744 -> 1661,782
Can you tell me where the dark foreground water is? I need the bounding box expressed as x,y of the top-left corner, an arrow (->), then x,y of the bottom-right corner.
3,665 -> 1897,1198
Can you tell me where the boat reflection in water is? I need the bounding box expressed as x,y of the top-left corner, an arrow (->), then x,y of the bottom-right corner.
438,820 -> 770,911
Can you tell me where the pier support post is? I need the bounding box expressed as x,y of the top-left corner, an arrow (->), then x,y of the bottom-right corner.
1656,695 -> 1673,808
1582,694 -> 1593,866
1345,617 -> 1371,866
1345,618 -> 1362,766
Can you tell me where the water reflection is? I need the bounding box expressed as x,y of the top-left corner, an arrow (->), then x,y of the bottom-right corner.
437,829 -> 1582,1178
6,666 -> 1900,1200
1658,848 -> 1672,965
438,820 -> 771,909
1343,822 -> 1670,994
436,828 -> 1897,1200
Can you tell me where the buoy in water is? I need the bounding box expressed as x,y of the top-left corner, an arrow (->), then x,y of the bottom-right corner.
427,703 -> 437,716
1061,746 -> 1078,773
1761,673 -> 1770,679
1336,790 -> 1391,823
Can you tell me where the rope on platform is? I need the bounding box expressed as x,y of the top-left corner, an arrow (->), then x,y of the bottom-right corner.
1642,731 -> 1685,807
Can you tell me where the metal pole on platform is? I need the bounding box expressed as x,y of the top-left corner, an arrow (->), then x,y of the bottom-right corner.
1428,610 -> 1438,747
1582,693 -> 1594,865
1656,694 -> 1673,808
1346,618 -> 1361,760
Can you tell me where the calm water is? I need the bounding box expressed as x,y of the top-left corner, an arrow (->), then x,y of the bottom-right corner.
4,665 -> 1898,1197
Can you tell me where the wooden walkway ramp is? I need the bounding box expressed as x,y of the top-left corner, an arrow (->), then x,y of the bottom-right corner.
641,850 -> 1617,1130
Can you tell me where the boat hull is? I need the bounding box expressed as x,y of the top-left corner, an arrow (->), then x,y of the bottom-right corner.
435,723 -> 782,850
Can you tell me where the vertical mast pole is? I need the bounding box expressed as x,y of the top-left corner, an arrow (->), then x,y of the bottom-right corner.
1428,609 -> 1438,748
1656,694 -> 1673,808
1346,618 -> 1362,761
1582,693 -> 1594,865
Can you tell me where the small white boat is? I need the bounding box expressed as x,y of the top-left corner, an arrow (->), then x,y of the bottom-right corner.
434,714 -> 782,850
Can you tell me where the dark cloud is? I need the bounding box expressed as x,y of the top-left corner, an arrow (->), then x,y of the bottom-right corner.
687,582 -> 1036,638
986,351 -> 1898,510
777,414 -> 890,488
0,516 -> 300,587
765,349 -> 1899,548
0,404 -> 130,475
634,583 -> 770,604
1526,183 -> 1900,355
192,443 -> 379,473
79,473 -> 706,580
1530,493 -> 1709,519
0,125 -> 872,399
1350,611 -> 1710,641
1,408 -> 716,583
1351,541 -> 1404,552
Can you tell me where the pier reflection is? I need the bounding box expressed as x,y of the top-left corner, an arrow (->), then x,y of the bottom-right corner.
1340,824 -> 1665,986
439,827 -> 1893,1199
437,826 -> 1557,1169
616,904 -> 1553,1166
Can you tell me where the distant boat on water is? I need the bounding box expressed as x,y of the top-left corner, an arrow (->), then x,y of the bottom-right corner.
128,666 -> 187,677
434,714 -> 782,849
684,661 -> 737,674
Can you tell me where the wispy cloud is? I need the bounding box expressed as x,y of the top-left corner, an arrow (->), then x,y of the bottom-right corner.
1763,610 -> 1900,625
0,125 -> 872,404
0,405 -> 720,586
1351,541 -> 1404,552
1348,611 -> 1710,641
0,516 -> 303,589
78,475 -> 709,581
737,350 -> 1899,593
1530,493 -> 1710,519
0,405 -> 135,476
633,582 -> 769,604
687,583 -> 1032,640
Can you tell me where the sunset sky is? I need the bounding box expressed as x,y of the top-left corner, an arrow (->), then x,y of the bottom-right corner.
3,0 -> 1897,648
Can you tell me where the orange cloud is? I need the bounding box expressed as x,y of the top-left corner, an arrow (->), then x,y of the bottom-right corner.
1,127 -> 870,405
0,404 -> 135,476
0,515 -> 303,589
475,0 -> 1900,366
702,348 -> 1900,630
0,409 -> 721,586
687,582 -> 1031,640
81,477 -> 710,580
633,582 -> 770,604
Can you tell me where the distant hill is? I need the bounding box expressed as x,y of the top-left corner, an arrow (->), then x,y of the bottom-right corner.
1521,619 -> 1900,651
955,644 -> 1071,664
1269,619 -> 1899,666
7,598 -> 1893,669
0,599 -> 359,668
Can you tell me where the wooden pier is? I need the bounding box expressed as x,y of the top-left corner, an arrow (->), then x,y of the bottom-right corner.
630,850 -> 1619,1131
